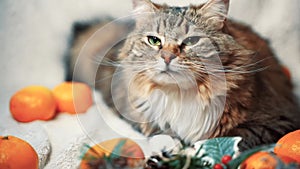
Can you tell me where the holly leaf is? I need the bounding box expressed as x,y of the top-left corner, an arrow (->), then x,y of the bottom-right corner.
193,137 -> 242,165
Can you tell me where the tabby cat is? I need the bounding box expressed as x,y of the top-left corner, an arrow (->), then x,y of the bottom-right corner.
68,0 -> 300,150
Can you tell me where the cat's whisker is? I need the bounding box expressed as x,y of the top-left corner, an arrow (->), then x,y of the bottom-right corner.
205,58 -> 270,71
233,57 -> 271,69
182,63 -> 222,79
220,66 -> 270,74
172,63 -> 191,69
120,60 -> 158,64
192,71 -> 222,83
120,65 -> 157,73
185,60 -> 270,76
93,58 -> 120,67
94,69 -> 124,84
188,68 -> 228,84
208,63 -> 270,74
94,65 -> 155,84
91,55 -> 159,68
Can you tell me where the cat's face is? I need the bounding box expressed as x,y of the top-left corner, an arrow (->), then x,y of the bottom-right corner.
120,0 -> 242,91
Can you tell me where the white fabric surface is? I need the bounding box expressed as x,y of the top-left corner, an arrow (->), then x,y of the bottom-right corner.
0,0 -> 299,168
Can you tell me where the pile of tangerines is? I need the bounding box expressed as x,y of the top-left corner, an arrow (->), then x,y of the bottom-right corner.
1,81 -> 93,169
9,82 -> 93,122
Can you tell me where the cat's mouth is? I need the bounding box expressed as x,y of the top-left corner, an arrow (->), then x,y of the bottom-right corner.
151,69 -> 193,87
160,69 -> 178,74
146,60 -> 196,87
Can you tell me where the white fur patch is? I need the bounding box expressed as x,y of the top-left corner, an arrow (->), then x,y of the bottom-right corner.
135,86 -> 225,143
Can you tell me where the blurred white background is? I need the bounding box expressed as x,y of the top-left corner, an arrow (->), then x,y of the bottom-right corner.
0,0 -> 299,168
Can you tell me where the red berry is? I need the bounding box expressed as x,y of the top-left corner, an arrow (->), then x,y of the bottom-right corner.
221,155 -> 232,165
213,163 -> 224,169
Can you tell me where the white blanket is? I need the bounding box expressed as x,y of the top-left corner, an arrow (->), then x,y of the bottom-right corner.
0,0 -> 299,168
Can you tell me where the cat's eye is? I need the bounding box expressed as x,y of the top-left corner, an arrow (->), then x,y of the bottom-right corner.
182,36 -> 201,46
147,36 -> 162,47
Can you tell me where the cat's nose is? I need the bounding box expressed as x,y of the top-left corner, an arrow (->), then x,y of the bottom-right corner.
161,51 -> 177,65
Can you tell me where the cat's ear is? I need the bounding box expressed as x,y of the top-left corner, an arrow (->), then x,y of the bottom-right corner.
200,0 -> 229,30
132,0 -> 160,13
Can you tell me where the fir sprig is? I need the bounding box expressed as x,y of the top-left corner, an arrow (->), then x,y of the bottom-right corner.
145,146 -> 212,169
145,142 -> 299,169
80,137 -> 299,169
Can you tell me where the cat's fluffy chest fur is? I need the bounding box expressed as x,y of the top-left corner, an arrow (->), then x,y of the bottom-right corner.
141,89 -> 211,142
145,89 -> 223,143
121,79 -> 224,143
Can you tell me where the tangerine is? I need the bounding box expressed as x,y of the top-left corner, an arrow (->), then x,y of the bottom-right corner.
10,86 -> 56,122
241,151 -> 297,169
0,135 -> 39,169
274,129 -> 300,163
53,82 -> 93,114
80,138 -> 145,169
